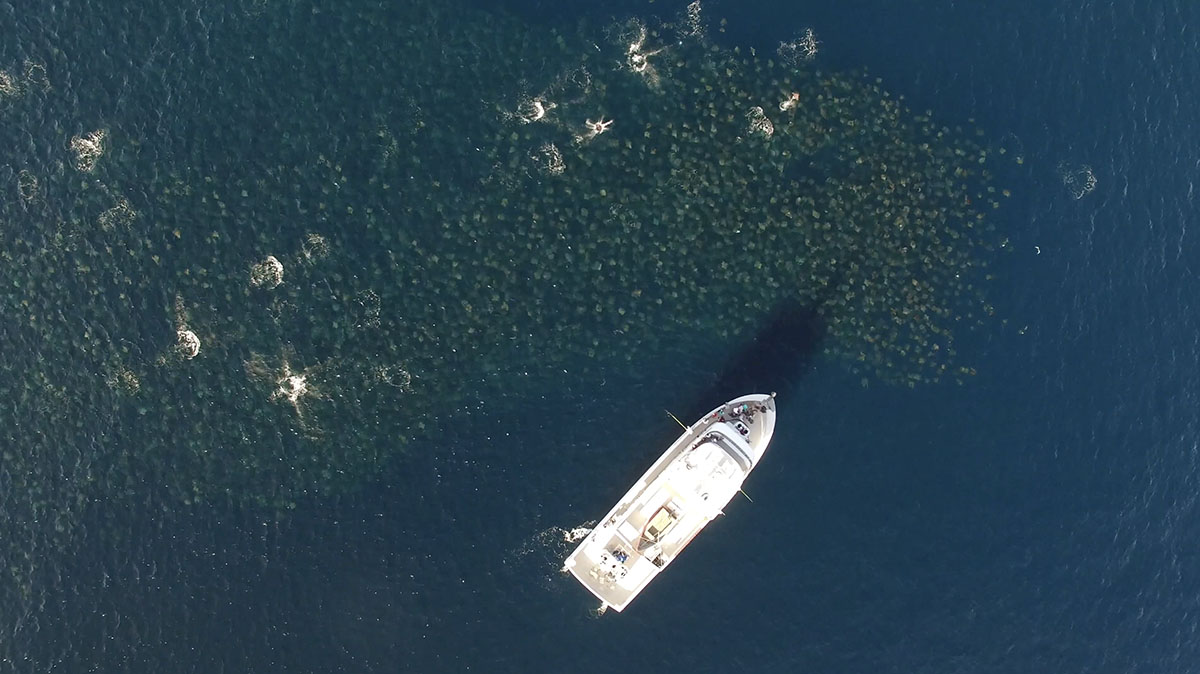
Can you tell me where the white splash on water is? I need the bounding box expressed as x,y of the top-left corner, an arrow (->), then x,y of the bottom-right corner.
512,521 -> 596,566
1059,162 -> 1097,200
249,255 -> 284,289
69,129 -> 107,172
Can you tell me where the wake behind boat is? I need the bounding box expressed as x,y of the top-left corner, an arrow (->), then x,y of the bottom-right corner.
563,393 -> 776,612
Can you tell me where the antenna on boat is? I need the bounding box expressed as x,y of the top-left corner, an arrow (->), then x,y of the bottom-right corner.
665,409 -> 688,430
738,488 -> 754,503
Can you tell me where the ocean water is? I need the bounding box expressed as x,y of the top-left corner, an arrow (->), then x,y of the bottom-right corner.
2,0 -> 1198,672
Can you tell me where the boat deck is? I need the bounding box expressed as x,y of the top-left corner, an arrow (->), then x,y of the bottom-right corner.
564,394 -> 775,611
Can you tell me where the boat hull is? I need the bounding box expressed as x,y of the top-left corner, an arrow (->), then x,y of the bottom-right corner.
563,393 -> 776,611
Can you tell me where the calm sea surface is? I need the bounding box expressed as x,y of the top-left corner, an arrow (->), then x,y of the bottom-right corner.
2,0 -> 1198,672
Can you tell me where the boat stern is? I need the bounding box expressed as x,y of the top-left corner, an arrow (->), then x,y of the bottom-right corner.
562,525 -> 655,612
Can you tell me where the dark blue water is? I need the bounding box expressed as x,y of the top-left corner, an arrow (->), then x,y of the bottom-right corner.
3,0 -> 1198,672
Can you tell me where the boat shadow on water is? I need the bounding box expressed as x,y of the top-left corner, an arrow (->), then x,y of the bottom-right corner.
694,298 -> 827,412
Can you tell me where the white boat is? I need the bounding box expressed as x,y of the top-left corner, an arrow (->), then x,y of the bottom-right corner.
563,393 -> 777,612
